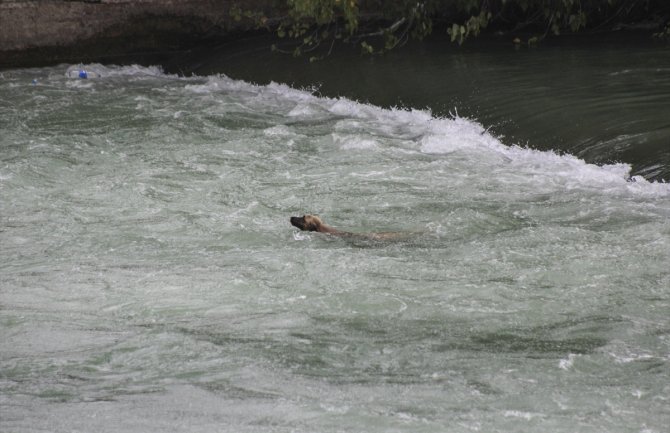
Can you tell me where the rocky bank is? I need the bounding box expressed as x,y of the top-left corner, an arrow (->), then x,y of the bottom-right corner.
0,0 -> 277,69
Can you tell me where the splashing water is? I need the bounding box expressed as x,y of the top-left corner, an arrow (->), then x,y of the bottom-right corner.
1,64 -> 669,433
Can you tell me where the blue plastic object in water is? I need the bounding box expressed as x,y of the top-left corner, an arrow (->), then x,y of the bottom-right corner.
78,70 -> 88,79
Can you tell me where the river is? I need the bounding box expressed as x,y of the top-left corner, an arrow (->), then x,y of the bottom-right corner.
182,33 -> 670,182
1,35 -> 669,432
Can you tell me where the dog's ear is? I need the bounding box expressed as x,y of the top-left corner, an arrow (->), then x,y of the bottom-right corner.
303,215 -> 320,231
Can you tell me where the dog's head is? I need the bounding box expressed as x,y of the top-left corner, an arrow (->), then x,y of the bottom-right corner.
290,214 -> 323,231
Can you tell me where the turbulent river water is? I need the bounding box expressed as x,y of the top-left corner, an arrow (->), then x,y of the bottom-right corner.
1,52 -> 669,433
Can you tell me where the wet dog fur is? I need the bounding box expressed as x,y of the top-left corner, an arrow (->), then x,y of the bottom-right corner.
290,214 -> 408,241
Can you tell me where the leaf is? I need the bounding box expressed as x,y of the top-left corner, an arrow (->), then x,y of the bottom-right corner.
360,41 -> 374,54
449,23 -> 459,42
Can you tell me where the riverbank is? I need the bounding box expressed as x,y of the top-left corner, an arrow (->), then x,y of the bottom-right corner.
2,0 -> 668,71
0,0 -> 279,69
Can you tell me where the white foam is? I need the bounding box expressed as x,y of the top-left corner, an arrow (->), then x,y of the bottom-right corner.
263,125 -> 293,137
503,410 -> 542,420
292,231 -> 311,241
420,133 -> 475,154
65,79 -> 94,89
610,351 -> 655,364
328,98 -> 371,119
332,133 -> 379,150
559,353 -> 578,370
65,63 -> 166,79
287,103 -> 322,118
406,112 -> 669,197
88,66 -> 670,198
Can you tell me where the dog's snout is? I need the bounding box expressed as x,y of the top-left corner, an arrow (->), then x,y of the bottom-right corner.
290,216 -> 304,229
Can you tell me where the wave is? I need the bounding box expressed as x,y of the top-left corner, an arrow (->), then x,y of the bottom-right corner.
64,63 -> 167,79
61,64 -> 669,198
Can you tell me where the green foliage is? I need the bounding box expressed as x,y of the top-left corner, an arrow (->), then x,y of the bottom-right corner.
270,0 -> 669,56
280,0 -> 359,40
445,0 -> 620,43
229,3 -> 271,30
448,10 -> 491,45
653,24 -> 670,40
451,0 -> 668,43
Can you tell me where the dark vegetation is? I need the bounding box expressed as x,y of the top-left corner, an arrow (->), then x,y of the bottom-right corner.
239,0 -> 670,59
2,1 -> 668,68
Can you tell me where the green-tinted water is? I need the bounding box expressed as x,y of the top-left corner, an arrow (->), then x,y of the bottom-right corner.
183,33 -> 670,181
1,57 -> 669,432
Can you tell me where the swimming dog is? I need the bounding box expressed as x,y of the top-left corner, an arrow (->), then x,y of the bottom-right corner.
290,214 -> 408,241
